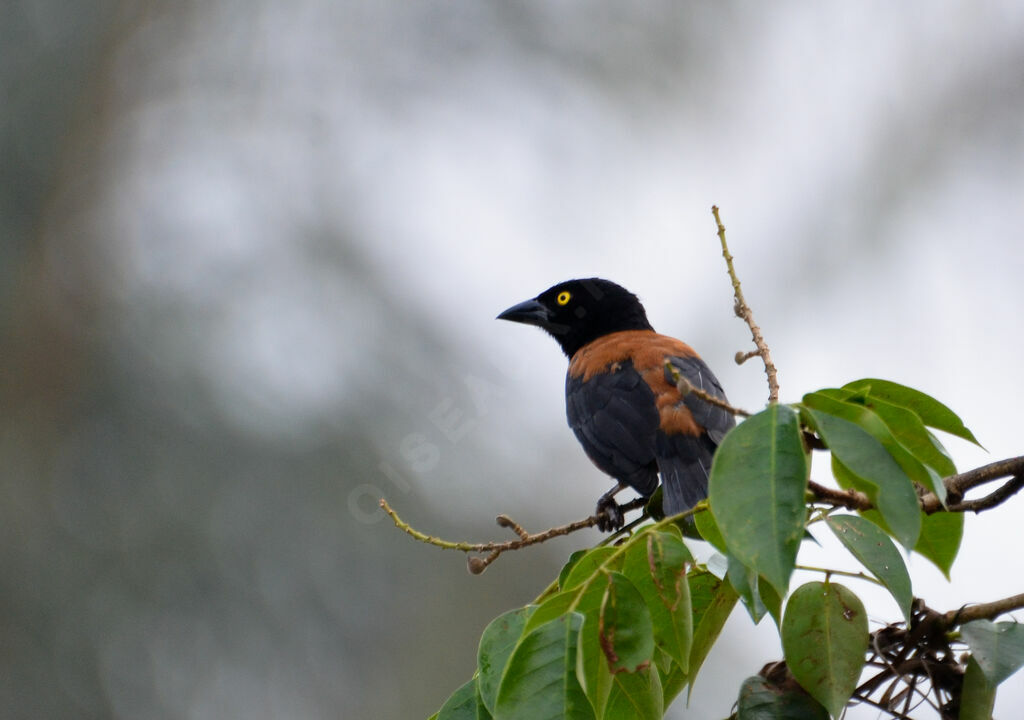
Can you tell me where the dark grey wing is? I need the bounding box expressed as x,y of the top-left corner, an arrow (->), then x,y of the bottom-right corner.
656,355 -> 737,514
565,361 -> 660,497
665,354 -> 735,443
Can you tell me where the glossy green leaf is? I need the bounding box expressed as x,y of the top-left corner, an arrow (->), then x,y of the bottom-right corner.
525,591 -> 577,634
437,678 -> 493,720
622,530 -> 693,670
863,396 -> 957,478
728,554 -> 767,624
477,607 -> 534,714
736,675 -> 830,720
603,666 -> 663,720
960,620 -> 1024,686
687,569 -> 739,694
694,507 -> 727,554
710,403 -> 808,597
658,655 -> 688,709
494,613 -> 595,720
598,572 -> 655,674
816,387 -> 957,479
826,514 -> 913,624
562,547 -> 621,590
559,549 -> 589,589
572,583 -> 616,716
959,656 -> 996,720
805,391 -> 944,506
842,378 -> 981,447
808,404 -> 921,549
856,507 -> 964,580
782,581 -> 868,718
914,510 -> 964,579
523,578 -> 610,713
759,575 -> 783,628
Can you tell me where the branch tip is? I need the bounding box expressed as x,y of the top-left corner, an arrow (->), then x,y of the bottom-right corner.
711,206 -> 780,403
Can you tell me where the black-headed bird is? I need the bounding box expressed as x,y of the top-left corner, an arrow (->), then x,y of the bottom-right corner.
498,278 -> 734,530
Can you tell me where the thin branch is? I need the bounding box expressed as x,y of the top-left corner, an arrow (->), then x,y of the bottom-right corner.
379,497 -> 647,574
712,205 -> 780,403
664,360 -> 751,417
920,455 -> 1024,514
809,455 -> 1024,517
946,474 -> 1024,513
942,592 -> 1024,627
807,480 -> 872,511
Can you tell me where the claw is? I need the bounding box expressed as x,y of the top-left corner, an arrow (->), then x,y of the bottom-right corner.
595,481 -> 629,532
595,497 -> 625,532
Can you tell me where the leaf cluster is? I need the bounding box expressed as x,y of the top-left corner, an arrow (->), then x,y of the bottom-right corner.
429,380 -> 1023,719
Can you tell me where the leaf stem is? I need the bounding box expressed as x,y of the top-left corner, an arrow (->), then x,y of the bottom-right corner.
795,564 -> 886,588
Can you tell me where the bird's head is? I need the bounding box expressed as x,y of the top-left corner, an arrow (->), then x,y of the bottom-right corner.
497,278 -> 653,357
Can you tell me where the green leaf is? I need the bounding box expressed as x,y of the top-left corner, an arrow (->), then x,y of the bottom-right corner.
622,530 -> 693,670
842,378 -> 982,447
816,386 -> 958,480
825,514 -> 913,624
525,591 -> 578,634
559,549 -> 589,589
914,510 -> 964,579
959,656 -> 997,720
494,613 -> 595,720
572,583 -> 616,716
736,675 -> 830,720
805,391 -> 945,507
599,572 -> 655,674
562,547 -> 621,590
657,655 -> 688,709
603,666 -> 663,720
808,404 -> 921,549
687,569 -> 739,694
694,507 -> 728,554
862,396 -> 957,478
709,403 -> 808,597
477,607 -> 534,714
436,678 -> 493,720
782,581 -> 868,718
960,620 -> 1024,686
728,554 -> 767,624
856,507 -> 964,579
522,579 -> 610,713
759,575 -> 784,628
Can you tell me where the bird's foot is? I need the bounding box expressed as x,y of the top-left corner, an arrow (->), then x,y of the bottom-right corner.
595,497 -> 625,532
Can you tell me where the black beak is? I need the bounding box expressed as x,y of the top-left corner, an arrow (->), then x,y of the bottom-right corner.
497,298 -> 551,327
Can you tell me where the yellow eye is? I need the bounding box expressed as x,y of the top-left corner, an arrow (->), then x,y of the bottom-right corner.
556,291 -> 572,306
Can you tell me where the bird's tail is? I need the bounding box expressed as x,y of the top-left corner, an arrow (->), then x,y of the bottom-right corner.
655,434 -> 716,515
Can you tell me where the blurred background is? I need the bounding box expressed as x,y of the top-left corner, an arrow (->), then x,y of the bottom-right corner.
3,1 -> 1023,718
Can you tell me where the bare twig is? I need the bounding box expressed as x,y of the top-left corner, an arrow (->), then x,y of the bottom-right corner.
945,475 -> 1024,514
664,360 -> 751,417
807,480 -> 872,511
942,592 -> 1024,627
809,455 -> 1024,517
712,205 -> 780,403
920,455 -> 1024,514
496,514 -> 530,540
379,497 -> 647,574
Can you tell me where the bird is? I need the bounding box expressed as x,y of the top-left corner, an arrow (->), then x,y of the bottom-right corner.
497,278 -> 735,531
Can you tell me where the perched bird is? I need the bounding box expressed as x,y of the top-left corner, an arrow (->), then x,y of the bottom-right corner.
498,278 -> 735,531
